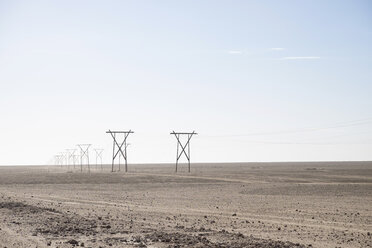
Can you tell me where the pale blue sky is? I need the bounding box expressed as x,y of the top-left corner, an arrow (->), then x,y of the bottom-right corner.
0,0 -> 371,165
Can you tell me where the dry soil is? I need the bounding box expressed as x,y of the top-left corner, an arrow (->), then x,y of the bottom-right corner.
0,162 -> 371,248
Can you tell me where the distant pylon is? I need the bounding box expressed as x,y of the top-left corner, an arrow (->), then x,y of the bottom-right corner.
77,144 -> 91,173
66,149 -> 77,170
55,155 -> 62,167
170,131 -> 197,173
106,130 -> 134,172
60,152 -> 67,168
94,149 -> 104,170
73,154 -> 80,168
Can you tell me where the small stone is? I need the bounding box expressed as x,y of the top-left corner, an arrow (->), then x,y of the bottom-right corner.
66,239 -> 79,245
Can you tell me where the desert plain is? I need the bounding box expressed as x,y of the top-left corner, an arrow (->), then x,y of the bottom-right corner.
0,162 -> 371,248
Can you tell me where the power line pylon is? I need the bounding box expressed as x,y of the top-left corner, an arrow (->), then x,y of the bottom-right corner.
73,154 -> 80,168
55,155 -> 61,167
170,131 -> 197,173
60,152 -> 67,168
77,144 -> 91,173
106,130 -> 134,172
66,149 -> 77,170
94,149 -> 104,170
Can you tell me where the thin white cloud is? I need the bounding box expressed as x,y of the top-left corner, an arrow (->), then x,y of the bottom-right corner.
280,56 -> 321,60
228,50 -> 243,54
270,47 -> 285,51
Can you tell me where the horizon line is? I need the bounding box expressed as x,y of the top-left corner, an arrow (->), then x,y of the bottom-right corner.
0,160 -> 371,167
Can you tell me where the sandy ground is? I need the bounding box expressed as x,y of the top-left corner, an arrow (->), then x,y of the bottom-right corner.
0,162 -> 371,248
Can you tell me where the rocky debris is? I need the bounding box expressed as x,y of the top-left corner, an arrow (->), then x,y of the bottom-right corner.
0,200 -> 117,238
101,228 -> 308,248
140,230 -> 307,248
0,201 -> 60,214
35,215 -> 98,236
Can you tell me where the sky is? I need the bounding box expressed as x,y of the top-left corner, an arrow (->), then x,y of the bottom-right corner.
0,0 -> 371,165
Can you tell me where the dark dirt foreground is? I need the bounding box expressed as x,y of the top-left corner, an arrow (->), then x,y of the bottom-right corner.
0,197 -> 306,248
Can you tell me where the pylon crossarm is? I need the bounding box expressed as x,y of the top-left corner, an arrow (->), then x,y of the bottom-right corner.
106,130 -> 134,134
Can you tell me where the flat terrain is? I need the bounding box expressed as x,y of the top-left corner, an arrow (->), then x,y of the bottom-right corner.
0,162 -> 371,248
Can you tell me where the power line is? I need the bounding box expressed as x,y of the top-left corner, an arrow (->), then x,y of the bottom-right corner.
228,139 -> 372,145
200,118 -> 372,138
